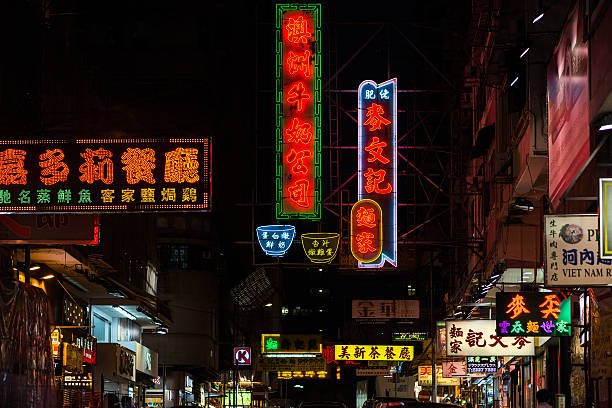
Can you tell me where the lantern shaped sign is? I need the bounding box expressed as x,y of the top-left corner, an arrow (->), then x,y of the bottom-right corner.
256,225 -> 296,257
350,199 -> 383,264
301,233 -> 340,263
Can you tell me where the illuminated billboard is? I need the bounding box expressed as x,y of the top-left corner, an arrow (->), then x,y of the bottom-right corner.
276,4 -> 321,220
496,291 -> 571,337
334,345 -> 413,361
350,199 -> 383,264
445,320 -> 534,356
357,79 -> 397,267
0,139 -> 210,212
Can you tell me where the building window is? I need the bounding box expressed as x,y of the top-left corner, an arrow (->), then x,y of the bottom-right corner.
93,313 -> 110,343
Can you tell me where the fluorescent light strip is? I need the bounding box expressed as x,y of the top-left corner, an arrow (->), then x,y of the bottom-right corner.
264,353 -> 318,358
599,124 -> 612,131
114,306 -> 136,320
532,13 -> 544,23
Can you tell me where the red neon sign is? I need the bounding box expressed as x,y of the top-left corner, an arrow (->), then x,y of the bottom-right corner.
277,6 -> 321,219
351,199 -> 383,263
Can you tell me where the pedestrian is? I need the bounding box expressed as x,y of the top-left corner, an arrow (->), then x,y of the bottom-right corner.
536,389 -> 553,408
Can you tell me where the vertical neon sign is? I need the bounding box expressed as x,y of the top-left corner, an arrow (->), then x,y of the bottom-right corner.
357,79 -> 397,267
276,4 -> 321,220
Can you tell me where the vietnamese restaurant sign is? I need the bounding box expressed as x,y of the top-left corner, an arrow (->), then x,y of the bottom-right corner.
445,320 -> 535,356
0,138 -> 210,212
545,214 -> 612,286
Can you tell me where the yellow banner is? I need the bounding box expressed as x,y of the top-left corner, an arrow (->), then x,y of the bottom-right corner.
334,345 -> 414,361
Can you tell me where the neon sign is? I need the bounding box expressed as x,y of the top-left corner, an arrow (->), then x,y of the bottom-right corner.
495,291 -> 571,337
301,233 -> 340,263
256,225 -> 296,257
0,139 -> 210,212
357,79 -> 397,267
350,199 -> 383,264
334,345 -> 414,361
276,4 -> 321,220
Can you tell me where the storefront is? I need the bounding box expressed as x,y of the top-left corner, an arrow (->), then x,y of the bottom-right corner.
94,343 -> 137,407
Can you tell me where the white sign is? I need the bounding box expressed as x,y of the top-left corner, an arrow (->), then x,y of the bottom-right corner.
445,320 -> 535,356
352,300 -> 419,319
442,361 -> 466,377
545,214 -> 612,286
356,368 -> 391,376
234,347 -> 251,365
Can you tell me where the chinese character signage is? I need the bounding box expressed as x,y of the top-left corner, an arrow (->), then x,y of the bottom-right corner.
418,366 -> 460,386
357,79 -> 397,268
442,361 -> 467,377
445,320 -> 535,356
335,345 -> 414,361
259,357 -> 326,372
323,345 -> 361,366
0,214 -> 99,244
600,180 -> 612,259
496,291 -> 571,337
352,299 -> 419,320
0,139 -> 210,212
276,4 -> 321,220
301,232 -> 339,263
356,368 -> 391,376
256,225 -> 296,257
466,356 -> 498,374
545,214 -> 611,285
351,199 -> 383,264
261,334 -> 322,354
392,332 -> 428,342
278,370 -> 328,379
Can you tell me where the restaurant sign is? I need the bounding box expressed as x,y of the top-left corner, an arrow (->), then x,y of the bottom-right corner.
259,357 -> 326,372
466,356 -> 498,374
442,361 -> 466,377
0,139 -> 210,212
496,291 -> 571,337
352,299 -> 419,320
545,214 -> 611,285
446,320 -> 535,356
418,366 -> 460,386
261,334 -> 322,354
392,332 -> 428,341
334,345 -> 414,361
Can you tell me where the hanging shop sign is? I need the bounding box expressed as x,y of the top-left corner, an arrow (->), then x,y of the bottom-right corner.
135,342 -> 158,377
278,370 -> 328,379
62,342 -> 84,374
442,361 -> 467,377
357,78 -> 397,268
256,225 -> 296,257
275,4 -> 322,220
301,233 -> 340,263
224,390 -> 251,407
445,320 -> 535,356
417,366 -> 460,386
496,291 -> 572,337
63,373 -> 92,388
0,214 -> 99,244
392,332 -> 428,341
466,356 -> 498,374
350,199 -> 383,264
600,180 -> 612,260
352,299 -> 419,320
259,357 -> 326,372
51,329 -> 61,358
334,345 -> 414,361
367,360 -> 398,367
118,346 -> 136,381
76,335 -> 97,364
545,214 -> 611,285
261,334 -> 322,354
0,139 -> 210,212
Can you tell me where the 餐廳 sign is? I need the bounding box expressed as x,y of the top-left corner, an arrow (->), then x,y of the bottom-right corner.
445,320 -> 535,356
495,291 -> 571,337
335,345 -> 413,361
0,139 -> 210,212
545,214 -> 612,285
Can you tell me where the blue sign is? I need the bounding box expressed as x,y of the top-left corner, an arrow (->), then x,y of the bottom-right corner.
256,225 -> 296,257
